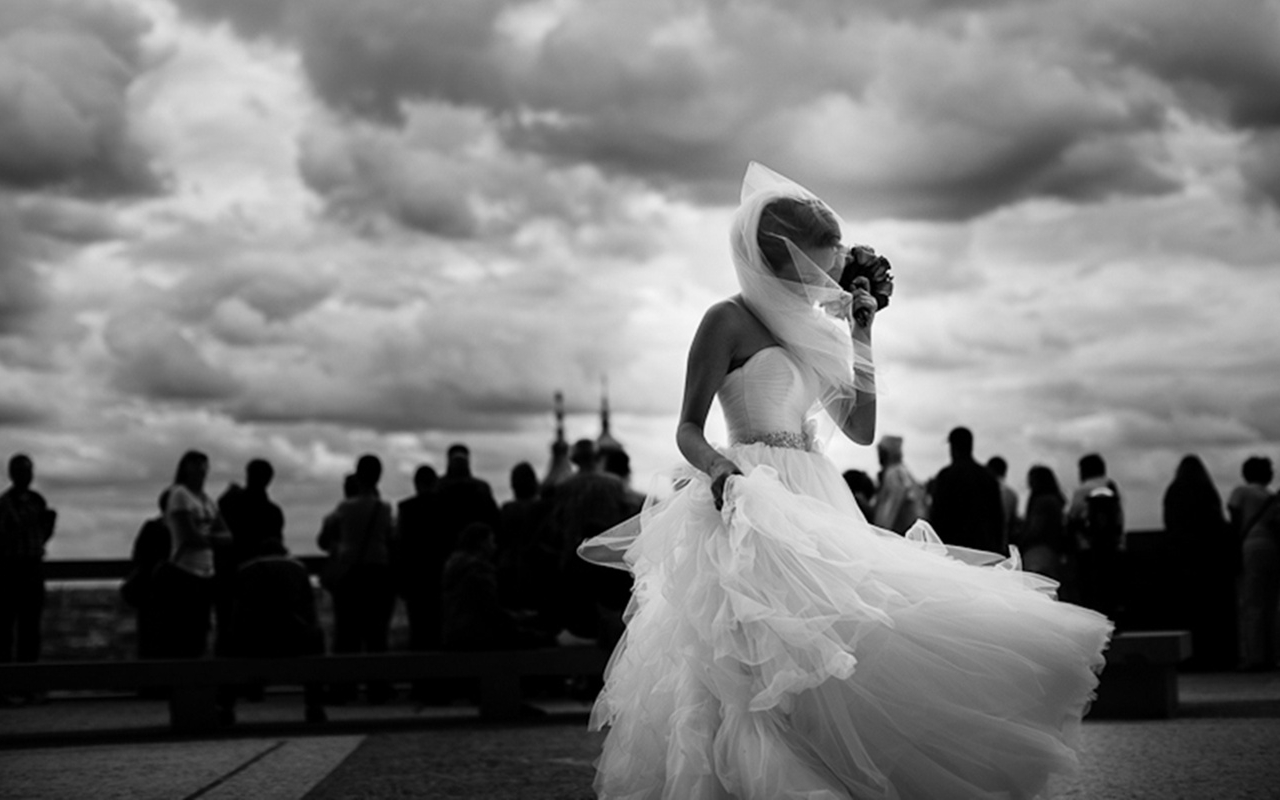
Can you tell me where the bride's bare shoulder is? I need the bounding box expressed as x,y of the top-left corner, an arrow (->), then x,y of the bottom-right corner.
694,296 -> 774,361
702,295 -> 752,330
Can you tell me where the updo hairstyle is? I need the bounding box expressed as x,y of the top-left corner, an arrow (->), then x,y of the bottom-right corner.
756,196 -> 841,274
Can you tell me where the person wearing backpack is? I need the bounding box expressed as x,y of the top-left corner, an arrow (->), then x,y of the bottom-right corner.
1067,453 -> 1125,621
317,455 -> 395,704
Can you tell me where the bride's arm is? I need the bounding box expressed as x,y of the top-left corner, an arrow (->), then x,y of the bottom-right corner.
839,323 -> 877,444
823,289 -> 878,445
677,302 -> 742,507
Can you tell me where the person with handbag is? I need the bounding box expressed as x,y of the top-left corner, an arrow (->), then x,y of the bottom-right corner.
317,454 -> 395,703
154,450 -> 231,660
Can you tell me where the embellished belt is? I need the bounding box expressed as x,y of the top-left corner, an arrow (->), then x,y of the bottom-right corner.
735,431 -> 812,451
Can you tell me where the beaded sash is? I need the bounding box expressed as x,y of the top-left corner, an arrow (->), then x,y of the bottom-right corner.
735,430 -> 812,451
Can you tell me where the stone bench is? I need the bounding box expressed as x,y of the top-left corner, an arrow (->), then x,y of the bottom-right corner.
0,647 -> 609,732
1088,630 -> 1192,719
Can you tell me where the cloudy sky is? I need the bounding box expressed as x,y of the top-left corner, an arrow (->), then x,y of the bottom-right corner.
3,0 -> 1279,557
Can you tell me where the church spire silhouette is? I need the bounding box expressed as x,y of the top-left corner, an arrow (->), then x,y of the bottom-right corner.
543,390 -> 573,487
597,375 -> 623,453
553,390 -> 567,446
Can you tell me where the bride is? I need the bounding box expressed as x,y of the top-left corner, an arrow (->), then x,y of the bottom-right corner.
578,163 -> 1113,799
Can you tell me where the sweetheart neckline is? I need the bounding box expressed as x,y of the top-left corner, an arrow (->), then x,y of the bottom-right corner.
726,344 -> 787,378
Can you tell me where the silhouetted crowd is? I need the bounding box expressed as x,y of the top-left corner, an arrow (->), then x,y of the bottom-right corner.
843,428 -> 1280,673
2,431 -> 1279,710
117,438 -> 638,717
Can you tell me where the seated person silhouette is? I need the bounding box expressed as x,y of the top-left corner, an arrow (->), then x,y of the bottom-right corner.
218,539 -> 327,724
442,523 -> 552,651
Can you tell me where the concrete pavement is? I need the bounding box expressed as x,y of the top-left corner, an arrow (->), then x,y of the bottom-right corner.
0,736 -> 365,800
0,690 -> 594,799
1,673 -> 1277,799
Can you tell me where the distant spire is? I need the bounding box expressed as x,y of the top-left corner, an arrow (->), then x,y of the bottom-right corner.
544,390 -> 573,487
597,375 -> 623,453
553,390 -> 566,445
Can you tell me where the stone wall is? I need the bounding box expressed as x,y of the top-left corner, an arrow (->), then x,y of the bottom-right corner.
40,582 -> 411,662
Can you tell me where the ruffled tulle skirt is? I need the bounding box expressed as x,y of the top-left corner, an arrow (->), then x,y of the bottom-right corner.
579,443 -> 1112,800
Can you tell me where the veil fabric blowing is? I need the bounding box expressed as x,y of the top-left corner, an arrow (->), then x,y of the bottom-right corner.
577,163 -> 880,570
731,162 -> 875,443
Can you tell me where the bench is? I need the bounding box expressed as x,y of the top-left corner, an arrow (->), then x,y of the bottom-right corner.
1088,630 -> 1192,719
0,647 -> 610,733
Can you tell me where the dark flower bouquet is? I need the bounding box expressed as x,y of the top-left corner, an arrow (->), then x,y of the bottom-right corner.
838,245 -> 893,327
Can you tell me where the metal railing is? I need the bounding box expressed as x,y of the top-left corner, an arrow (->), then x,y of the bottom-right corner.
42,555 -> 329,581
41,529 -> 1172,582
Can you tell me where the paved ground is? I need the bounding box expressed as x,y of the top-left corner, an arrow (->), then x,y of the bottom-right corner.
0,693 -> 596,799
0,736 -> 366,800
305,725 -> 603,800
2,672 -> 1277,799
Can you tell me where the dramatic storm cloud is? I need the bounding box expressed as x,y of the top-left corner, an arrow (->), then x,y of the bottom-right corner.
3,0 -> 1279,556
0,0 -> 160,194
173,0 -> 1188,218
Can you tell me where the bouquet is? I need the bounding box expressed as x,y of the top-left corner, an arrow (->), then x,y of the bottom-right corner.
838,245 -> 893,327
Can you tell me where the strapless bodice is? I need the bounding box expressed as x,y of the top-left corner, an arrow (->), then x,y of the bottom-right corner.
717,346 -> 819,450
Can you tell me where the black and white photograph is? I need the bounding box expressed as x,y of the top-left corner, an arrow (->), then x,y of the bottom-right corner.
1,1 -> 1278,798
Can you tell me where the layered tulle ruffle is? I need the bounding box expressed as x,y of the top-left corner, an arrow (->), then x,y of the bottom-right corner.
583,444 -> 1112,800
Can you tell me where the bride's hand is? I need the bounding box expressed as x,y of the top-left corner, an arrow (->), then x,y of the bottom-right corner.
709,458 -> 743,511
849,277 -> 877,329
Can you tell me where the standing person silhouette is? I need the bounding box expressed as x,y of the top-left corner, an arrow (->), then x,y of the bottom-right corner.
1163,454 -> 1235,670
842,469 -> 878,520
497,461 -> 548,611
1240,494 -> 1280,671
550,440 -> 633,645
1017,465 -> 1070,585
1232,456 -> 1277,671
929,427 -> 1006,556
0,454 -> 56,694
124,490 -> 171,662
987,455 -> 1020,553
577,163 -> 1111,799
154,450 -> 229,659
395,464 -> 442,653
1228,456 -> 1273,540
871,435 -> 923,534
1068,453 -> 1125,620
434,444 -> 500,559
317,455 -> 395,703
215,459 -> 285,657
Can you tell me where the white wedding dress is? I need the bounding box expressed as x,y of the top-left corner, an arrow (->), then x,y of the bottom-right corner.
581,346 -> 1113,799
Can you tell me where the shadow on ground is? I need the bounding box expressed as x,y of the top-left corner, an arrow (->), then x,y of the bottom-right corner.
304,721 -> 605,800
1177,696 -> 1280,719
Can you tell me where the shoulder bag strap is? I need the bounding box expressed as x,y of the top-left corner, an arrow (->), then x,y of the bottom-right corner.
349,500 -> 381,564
1242,492 -> 1280,540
